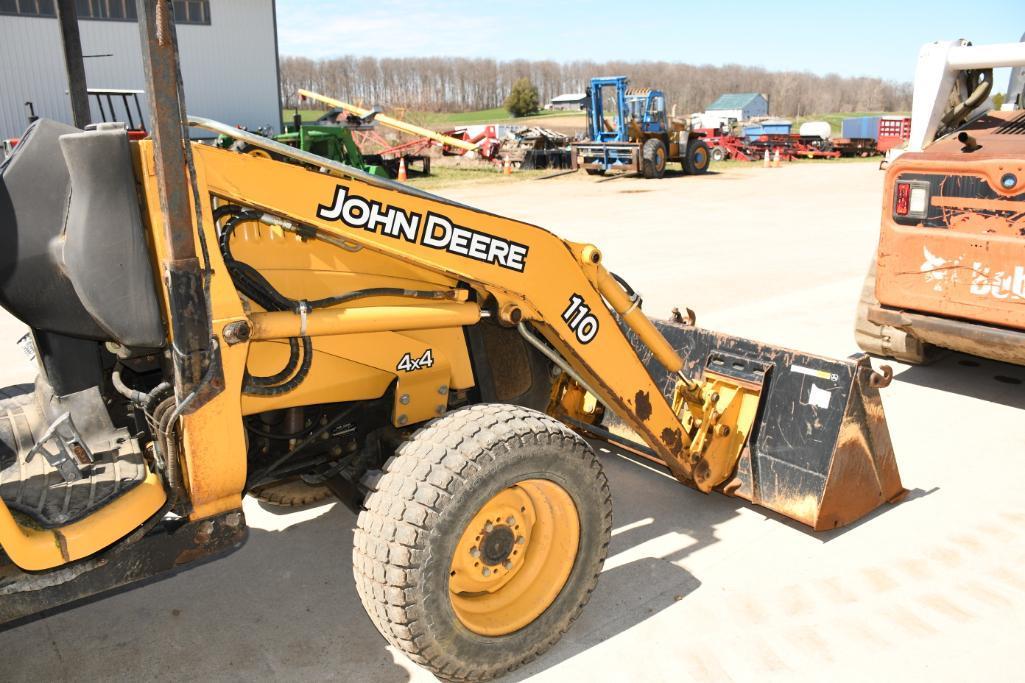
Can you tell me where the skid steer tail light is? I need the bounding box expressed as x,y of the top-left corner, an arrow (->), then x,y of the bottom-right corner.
894,179 -> 931,220
895,181 -> 911,215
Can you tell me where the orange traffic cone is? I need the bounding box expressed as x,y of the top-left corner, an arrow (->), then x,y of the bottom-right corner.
503,158 -> 512,175
763,149 -> 770,168
397,157 -> 408,181
772,148 -> 781,168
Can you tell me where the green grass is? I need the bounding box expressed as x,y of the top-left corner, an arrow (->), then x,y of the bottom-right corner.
284,109 -> 330,123
415,108 -> 581,127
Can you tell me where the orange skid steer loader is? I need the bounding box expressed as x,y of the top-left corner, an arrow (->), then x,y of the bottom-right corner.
858,36 -> 1025,366
0,3 -> 903,680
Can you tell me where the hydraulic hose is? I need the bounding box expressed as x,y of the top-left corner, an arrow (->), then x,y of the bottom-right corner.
217,208 -> 460,396
112,366 -> 148,404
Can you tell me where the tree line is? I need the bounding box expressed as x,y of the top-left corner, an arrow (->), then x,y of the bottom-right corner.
280,55 -> 912,118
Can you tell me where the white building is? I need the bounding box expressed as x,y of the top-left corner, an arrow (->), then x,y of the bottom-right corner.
547,93 -> 587,111
0,0 -> 282,140
693,92 -> 769,130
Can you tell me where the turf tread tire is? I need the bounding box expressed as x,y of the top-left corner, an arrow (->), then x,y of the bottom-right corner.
353,404 -> 612,682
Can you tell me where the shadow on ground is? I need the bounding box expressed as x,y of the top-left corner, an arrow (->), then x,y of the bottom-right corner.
0,433 -> 912,682
895,352 -> 1025,410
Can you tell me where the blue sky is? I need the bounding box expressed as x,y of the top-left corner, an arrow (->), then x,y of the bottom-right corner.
276,0 -> 1025,82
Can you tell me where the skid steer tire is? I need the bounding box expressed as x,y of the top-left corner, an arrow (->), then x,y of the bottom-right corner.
854,260 -> 939,365
585,168 -> 605,176
641,138 -> 667,179
684,139 -> 711,175
353,404 -> 612,682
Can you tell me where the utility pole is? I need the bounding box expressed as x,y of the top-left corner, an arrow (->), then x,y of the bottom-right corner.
55,0 -> 90,128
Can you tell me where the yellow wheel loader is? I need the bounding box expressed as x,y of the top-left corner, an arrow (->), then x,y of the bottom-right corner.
0,4 -> 902,680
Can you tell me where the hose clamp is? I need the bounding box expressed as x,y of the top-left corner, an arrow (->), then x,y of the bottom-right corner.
623,292 -> 643,317
298,300 -> 310,337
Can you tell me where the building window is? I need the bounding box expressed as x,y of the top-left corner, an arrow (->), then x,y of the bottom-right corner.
170,0 -> 207,24
0,0 -> 56,16
0,0 -> 210,25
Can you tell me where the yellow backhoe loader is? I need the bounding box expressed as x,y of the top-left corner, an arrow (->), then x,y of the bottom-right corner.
0,4 -> 903,680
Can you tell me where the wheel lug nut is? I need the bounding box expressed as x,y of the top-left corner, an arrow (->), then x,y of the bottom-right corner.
506,516 -> 515,525
469,547 -> 480,557
482,567 -> 491,577
516,536 -> 525,545
485,522 -> 494,532
503,560 -> 513,570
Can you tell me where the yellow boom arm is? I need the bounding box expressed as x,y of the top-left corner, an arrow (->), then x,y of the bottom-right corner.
177,132 -> 737,496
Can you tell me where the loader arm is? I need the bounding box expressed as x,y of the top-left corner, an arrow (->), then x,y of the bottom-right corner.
185,121 -> 721,490
160,118 -> 902,530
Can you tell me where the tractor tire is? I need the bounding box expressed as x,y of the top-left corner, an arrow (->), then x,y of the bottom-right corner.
684,139 -> 711,175
585,168 -> 605,176
250,477 -> 332,507
710,146 -> 726,162
854,260 -> 940,365
641,138 -> 667,179
353,404 -> 612,682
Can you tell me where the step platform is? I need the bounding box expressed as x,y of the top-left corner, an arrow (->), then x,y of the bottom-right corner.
0,384 -> 147,529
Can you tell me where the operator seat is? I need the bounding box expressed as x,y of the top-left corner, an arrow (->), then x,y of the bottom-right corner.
0,119 -> 165,391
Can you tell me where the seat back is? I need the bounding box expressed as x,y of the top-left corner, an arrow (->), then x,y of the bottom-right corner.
0,119 -> 164,348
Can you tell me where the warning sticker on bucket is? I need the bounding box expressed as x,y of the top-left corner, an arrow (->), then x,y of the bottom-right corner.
789,363 -> 839,383
806,383 -> 832,409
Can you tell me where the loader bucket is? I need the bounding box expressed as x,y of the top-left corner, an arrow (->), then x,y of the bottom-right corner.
622,318 -> 904,531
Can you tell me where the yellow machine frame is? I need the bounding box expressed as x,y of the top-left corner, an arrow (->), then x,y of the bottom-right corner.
0,132 -> 739,569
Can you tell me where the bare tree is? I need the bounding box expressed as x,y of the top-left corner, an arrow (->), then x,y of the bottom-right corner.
280,55 -> 911,117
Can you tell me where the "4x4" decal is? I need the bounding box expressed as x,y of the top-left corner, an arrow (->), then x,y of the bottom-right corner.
397,349 -> 435,372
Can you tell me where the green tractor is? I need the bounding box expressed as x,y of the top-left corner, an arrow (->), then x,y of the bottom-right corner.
217,110 -> 393,178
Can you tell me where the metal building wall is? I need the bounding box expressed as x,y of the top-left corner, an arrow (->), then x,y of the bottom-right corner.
0,0 -> 280,140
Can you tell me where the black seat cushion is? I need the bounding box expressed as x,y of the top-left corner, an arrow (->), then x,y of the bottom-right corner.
0,119 -> 164,348
0,119 -> 108,339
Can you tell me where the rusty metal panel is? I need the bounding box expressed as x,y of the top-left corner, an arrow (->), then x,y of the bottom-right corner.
877,111 -> 1025,333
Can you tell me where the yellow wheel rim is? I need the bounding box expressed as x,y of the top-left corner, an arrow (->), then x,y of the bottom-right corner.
247,148 -> 272,160
449,479 -> 579,636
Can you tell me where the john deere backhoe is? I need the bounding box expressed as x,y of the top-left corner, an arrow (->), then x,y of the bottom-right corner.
0,3 -> 902,680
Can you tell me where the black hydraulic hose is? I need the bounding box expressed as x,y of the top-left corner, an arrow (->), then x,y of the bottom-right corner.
245,337 -> 300,387
143,382 -> 173,414
218,210 -> 457,396
243,336 -> 313,396
305,287 -> 461,309
611,272 -> 636,297
218,211 -> 310,394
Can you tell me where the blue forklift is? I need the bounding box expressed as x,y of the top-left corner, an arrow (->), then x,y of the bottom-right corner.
571,76 -> 711,178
